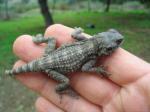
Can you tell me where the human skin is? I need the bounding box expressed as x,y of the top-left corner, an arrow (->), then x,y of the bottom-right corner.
13,24 -> 150,112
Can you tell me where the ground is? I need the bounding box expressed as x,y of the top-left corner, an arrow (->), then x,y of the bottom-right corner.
0,10 -> 150,112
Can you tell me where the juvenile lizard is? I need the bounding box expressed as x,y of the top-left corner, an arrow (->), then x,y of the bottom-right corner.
5,27 -> 123,94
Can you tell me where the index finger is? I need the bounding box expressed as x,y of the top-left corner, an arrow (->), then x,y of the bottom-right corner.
44,24 -> 150,85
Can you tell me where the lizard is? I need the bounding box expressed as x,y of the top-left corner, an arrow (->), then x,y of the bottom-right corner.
5,27 -> 123,94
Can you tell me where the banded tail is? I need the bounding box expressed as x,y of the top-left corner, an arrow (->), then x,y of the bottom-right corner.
5,59 -> 40,76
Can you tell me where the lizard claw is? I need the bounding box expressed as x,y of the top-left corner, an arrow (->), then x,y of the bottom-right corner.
97,66 -> 111,77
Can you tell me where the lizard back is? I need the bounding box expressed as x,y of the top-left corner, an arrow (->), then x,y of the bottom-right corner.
39,40 -> 98,74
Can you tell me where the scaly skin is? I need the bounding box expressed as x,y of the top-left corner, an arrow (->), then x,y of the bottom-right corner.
5,27 -> 123,93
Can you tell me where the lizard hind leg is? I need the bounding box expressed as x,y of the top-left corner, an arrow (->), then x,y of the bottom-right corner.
45,70 -> 78,99
32,34 -> 56,55
45,70 -> 70,93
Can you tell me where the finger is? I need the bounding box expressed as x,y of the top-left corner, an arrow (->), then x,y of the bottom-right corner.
35,97 -> 64,112
70,72 -> 120,106
13,35 -> 44,62
13,24 -> 120,106
44,24 -> 90,45
101,48 -> 150,85
44,24 -> 150,85
14,60 -> 102,112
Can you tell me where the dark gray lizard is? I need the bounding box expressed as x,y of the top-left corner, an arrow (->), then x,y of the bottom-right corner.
5,27 -> 123,94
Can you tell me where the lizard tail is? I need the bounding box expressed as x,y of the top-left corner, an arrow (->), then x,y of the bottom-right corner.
5,60 -> 39,76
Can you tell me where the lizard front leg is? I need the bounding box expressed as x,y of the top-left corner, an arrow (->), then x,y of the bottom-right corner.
45,69 -> 70,93
81,60 -> 110,77
32,34 -> 56,55
71,27 -> 87,41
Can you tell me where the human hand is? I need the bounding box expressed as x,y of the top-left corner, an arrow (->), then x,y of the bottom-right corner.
13,24 -> 150,112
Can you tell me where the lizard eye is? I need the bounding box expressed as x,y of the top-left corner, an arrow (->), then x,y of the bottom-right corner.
116,39 -> 123,45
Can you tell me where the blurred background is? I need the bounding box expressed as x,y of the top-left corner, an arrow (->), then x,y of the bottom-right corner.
0,0 -> 150,111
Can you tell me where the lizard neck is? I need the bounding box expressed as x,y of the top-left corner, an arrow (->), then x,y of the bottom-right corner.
87,38 -> 99,56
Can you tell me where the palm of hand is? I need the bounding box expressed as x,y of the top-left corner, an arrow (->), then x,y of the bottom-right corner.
13,24 -> 150,112
104,73 -> 150,112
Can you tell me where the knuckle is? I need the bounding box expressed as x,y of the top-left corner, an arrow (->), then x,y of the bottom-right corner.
45,24 -> 63,34
13,34 -> 32,54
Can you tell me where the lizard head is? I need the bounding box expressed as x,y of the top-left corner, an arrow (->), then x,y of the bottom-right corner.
95,29 -> 124,56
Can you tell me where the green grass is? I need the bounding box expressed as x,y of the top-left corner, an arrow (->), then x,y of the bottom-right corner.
0,11 -> 150,112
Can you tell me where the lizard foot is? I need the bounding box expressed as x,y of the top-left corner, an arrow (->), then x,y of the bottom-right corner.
97,65 -> 111,77
56,87 -> 79,103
